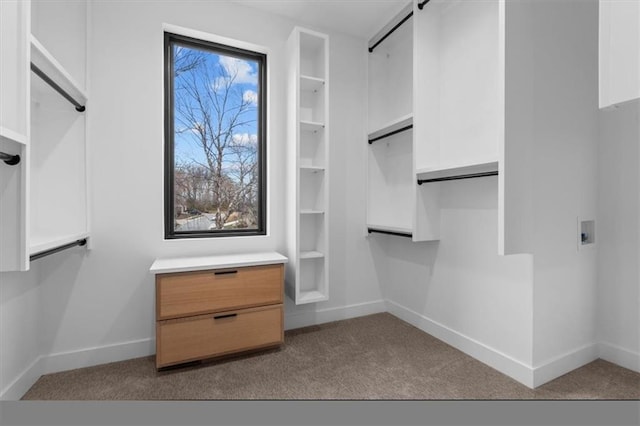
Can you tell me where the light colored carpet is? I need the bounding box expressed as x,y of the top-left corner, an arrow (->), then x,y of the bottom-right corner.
21,313 -> 640,400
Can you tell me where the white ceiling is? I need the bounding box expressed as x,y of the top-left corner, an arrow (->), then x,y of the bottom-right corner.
231,0 -> 411,40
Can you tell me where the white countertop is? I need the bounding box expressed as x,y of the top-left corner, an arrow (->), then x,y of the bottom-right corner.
150,251 -> 288,274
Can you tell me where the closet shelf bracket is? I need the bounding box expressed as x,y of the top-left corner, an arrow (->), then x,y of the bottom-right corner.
31,63 -> 86,112
0,152 -> 21,165
417,171 -> 498,185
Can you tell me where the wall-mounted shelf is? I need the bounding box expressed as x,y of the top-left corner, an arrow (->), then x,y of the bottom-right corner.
368,113 -> 413,144
298,289 -> 328,304
31,35 -> 87,111
300,165 -> 325,173
300,75 -> 325,92
417,160 -> 499,184
0,126 -> 28,146
300,251 -> 325,260
300,209 -> 324,215
300,120 -> 325,133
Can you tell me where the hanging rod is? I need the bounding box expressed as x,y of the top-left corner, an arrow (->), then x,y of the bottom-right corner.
0,151 -> 21,165
368,10 -> 413,53
417,171 -> 498,185
30,63 -> 86,112
418,0 -> 431,10
30,238 -> 88,261
368,124 -> 413,144
368,228 -> 413,238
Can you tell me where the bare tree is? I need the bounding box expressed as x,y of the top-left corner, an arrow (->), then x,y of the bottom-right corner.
173,48 -> 258,230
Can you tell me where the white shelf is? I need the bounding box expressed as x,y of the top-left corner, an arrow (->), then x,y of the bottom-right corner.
298,290 -> 329,304
300,165 -> 325,172
0,126 -> 27,146
300,209 -> 324,215
30,35 -> 87,107
300,120 -> 325,133
29,232 -> 90,257
150,251 -> 288,274
300,75 -> 325,92
368,113 -> 413,142
416,160 -> 499,182
366,223 -> 412,236
300,251 -> 324,260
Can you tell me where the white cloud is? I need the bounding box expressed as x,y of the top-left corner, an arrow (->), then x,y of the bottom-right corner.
243,90 -> 258,105
219,56 -> 258,85
232,133 -> 258,146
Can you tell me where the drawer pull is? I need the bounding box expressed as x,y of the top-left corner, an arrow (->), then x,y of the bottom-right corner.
214,313 -> 238,320
214,270 -> 238,275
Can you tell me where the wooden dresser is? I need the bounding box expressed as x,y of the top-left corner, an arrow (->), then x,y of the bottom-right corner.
150,252 -> 288,369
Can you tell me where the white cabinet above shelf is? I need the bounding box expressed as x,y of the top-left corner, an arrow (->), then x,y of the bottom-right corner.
416,160 -> 499,184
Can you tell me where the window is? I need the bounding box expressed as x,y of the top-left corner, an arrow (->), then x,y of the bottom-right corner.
164,32 -> 266,238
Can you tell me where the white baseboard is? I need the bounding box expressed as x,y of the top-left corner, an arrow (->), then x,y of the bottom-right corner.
598,342 -> 640,373
2,300 -> 635,399
284,299 -> 387,330
385,300 -> 536,388
0,338 -> 155,401
532,343 -> 599,388
1,356 -> 44,401
41,338 -> 155,375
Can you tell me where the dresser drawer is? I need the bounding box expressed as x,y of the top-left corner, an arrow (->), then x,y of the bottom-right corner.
156,264 -> 283,319
156,304 -> 283,368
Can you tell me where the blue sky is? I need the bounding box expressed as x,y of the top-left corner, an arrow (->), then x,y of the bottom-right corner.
173,44 -> 259,168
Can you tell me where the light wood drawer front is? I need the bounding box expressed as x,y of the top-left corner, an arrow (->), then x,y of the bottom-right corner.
156,305 -> 283,368
157,264 -> 283,319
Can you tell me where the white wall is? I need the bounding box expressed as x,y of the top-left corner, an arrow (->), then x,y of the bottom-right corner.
597,100 -> 640,372
379,178 -> 535,385
0,267 -> 41,399
528,0 -> 600,386
0,0 -> 383,400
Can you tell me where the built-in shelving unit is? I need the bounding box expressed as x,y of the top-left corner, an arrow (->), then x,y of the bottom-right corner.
0,0 -> 30,271
0,0 -> 90,271
286,27 -> 330,305
411,0 -> 504,243
367,2 -> 433,241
